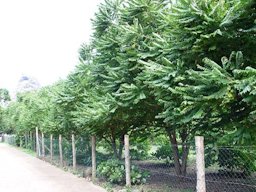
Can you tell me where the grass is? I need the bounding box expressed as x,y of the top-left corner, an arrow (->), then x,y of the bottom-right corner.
19,147 -> 36,156
3,142 -> 37,156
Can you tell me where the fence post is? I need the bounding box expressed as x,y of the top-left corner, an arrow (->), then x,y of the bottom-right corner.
20,136 -> 23,147
72,134 -> 76,170
34,132 -> 36,151
195,136 -> 206,192
42,132 -> 45,158
50,134 -> 53,163
29,131 -> 33,150
125,135 -> 131,187
59,134 -> 63,167
26,133 -> 29,149
91,135 -> 96,181
36,127 -> 40,157
25,134 -> 27,148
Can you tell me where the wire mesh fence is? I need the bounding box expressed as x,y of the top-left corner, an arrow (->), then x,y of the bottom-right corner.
35,134 -> 92,179
129,137 -> 197,192
2,134 -> 16,146
204,146 -> 256,192
2,133 -> 256,192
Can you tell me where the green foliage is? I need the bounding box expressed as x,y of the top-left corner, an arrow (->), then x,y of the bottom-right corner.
0,107 -> 4,132
0,88 -> 10,104
152,144 -> 173,164
98,160 -> 125,184
142,0 -> 256,130
97,159 -> 149,185
130,142 -> 150,160
0,88 -> 11,132
130,164 -> 150,185
130,148 -> 148,161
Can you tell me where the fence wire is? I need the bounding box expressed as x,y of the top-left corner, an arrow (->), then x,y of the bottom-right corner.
130,138 -> 196,192
2,134 -> 16,146
205,146 -> 256,192
38,135 -> 92,178
3,134 -> 256,192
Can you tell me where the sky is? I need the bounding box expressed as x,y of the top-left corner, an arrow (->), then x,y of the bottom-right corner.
0,0 -> 103,93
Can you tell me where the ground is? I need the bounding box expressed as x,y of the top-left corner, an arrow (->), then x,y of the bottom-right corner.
0,143 -> 106,192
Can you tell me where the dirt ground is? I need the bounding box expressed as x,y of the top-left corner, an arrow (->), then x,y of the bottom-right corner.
0,143 -> 106,192
133,160 -> 256,192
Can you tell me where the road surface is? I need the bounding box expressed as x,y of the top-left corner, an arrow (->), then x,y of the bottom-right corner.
0,143 -> 106,192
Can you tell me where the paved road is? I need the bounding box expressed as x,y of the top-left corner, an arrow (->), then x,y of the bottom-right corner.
0,143 -> 106,192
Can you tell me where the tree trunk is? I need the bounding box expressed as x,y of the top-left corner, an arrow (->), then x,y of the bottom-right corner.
180,130 -> 190,176
117,135 -> 124,160
110,127 -> 120,160
181,143 -> 189,175
168,131 -> 182,175
111,139 -> 119,159
167,130 -> 189,176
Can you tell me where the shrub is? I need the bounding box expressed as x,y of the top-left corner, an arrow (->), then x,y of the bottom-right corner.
130,137 -> 151,160
97,159 -> 150,185
152,143 -> 174,165
130,165 -> 150,185
130,142 -> 150,160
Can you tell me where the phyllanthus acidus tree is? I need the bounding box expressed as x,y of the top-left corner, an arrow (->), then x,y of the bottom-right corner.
2,0 -> 255,177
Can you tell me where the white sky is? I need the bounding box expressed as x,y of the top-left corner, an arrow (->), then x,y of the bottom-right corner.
0,0 -> 103,93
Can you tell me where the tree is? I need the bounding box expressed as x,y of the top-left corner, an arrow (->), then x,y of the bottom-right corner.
140,0 -> 256,175
0,88 -> 11,132
0,88 -> 10,106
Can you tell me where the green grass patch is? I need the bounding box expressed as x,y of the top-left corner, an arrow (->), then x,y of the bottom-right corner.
18,147 -> 36,156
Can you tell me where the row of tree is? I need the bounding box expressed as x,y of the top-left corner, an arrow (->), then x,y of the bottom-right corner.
0,0 -> 255,176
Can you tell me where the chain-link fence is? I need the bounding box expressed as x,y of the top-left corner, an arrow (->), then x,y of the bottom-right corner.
130,139 -> 196,192
205,146 -> 256,192
2,134 -> 16,146
3,133 -> 256,192
36,134 -> 92,179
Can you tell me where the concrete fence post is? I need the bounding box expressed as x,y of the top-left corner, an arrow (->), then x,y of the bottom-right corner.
29,131 -> 33,150
91,135 -> 96,181
20,136 -> 23,148
24,133 -> 28,148
36,127 -> 40,158
59,134 -> 63,167
34,132 -> 36,151
72,134 -> 76,170
195,136 -> 206,192
50,134 -> 53,163
125,135 -> 131,187
42,132 -> 45,158
26,133 -> 29,149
